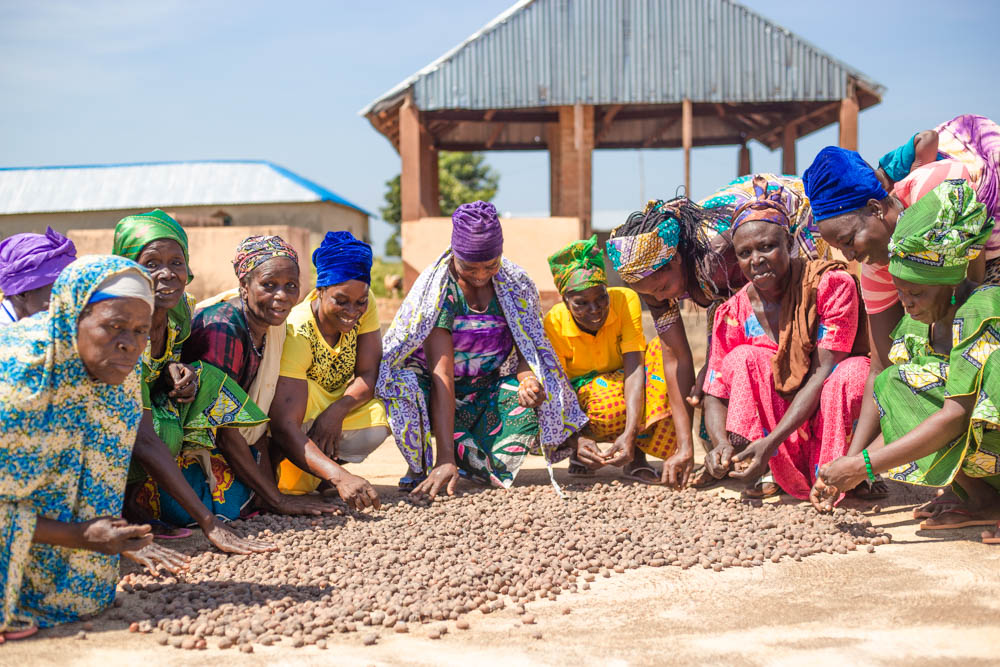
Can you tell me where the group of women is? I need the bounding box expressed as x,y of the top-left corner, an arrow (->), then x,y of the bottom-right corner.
2,113 -> 999,642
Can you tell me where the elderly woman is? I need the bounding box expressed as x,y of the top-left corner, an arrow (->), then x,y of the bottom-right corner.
0,228 -> 76,325
804,146 -> 1000,504
0,255 -> 187,642
268,231 -> 384,510
699,179 -> 870,499
115,210 -> 273,554
182,236 -> 335,517
812,181 -> 1000,542
543,236 -> 674,483
378,201 -> 587,497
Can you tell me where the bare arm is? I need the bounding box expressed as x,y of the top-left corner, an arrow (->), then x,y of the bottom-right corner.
847,303 -> 902,455
412,327 -> 460,498
657,320 -> 696,487
605,350 -> 645,466
912,129 -> 940,169
702,394 -> 732,478
309,331 -> 383,454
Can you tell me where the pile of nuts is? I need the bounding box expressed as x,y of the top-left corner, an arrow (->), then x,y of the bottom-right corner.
109,483 -> 889,650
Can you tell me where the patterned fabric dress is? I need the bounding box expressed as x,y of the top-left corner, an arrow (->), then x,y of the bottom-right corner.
703,270 -> 870,499
378,251 -> 587,487
874,285 -> 1000,492
131,293 -> 268,527
0,256 -> 147,631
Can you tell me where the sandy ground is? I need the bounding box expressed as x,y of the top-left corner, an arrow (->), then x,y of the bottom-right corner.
5,311 -> 1000,665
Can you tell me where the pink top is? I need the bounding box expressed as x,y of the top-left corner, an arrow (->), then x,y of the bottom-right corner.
861,160 -> 976,314
703,270 -> 860,399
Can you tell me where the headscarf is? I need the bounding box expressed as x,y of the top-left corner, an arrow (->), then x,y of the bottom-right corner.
0,255 -> 148,625
451,201 -> 504,262
0,227 -> 77,296
878,134 -> 918,183
233,235 -> 299,281
547,235 -> 607,295
89,271 -> 154,309
803,147 -> 888,221
731,175 -> 792,233
112,208 -> 193,340
606,199 -> 682,283
312,231 -> 373,287
888,179 -> 994,285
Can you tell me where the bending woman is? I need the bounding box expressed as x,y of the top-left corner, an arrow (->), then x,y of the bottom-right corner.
183,235 -> 336,517
378,201 -> 587,497
115,210 -> 273,553
267,231 -> 384,510
544,236 -> 675,483
0,228 -> 76,325
812,180 -> 1000,542
0,256 -> 187,642
700,179 -> 870,499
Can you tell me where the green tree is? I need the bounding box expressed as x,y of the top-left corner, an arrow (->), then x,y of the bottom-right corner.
380,151 -> 500,257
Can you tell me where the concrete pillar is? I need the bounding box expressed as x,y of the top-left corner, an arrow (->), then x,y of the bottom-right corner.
399,97 -> 440,222
550,103 -> 594,236
682,98 -> 693,196
737,142 -> 751,177
782,124 -> 797,175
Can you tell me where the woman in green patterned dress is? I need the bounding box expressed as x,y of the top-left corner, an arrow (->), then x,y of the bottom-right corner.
812,181 -> 1000,541
115,210 -> 274,554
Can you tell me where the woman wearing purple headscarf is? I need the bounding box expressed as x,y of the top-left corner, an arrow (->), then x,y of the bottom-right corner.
378,201 -> 588,498
0,228 -> 77,325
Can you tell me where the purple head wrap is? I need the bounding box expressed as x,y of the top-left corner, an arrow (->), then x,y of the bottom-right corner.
0,227 -> 77,296
451,201 -> 503,262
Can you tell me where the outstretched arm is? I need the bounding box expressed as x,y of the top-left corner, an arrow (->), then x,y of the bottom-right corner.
657,320 -> 695,487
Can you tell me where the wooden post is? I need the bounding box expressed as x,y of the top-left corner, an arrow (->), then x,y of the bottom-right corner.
399,96 -> 440,222
550,104 -> 594,236
682,98 -> 693,196
737,142 -> 751,176
838,80 -> 859,151
782,124 -> 797,175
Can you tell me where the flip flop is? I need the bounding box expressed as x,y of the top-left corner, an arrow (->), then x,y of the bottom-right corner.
398,472 -> 427,492
567,459 -> 596,478
919,508 -> 997,530
912,493 -> 961,519
743,481 -> 781,499
0,625 -> 39,642
149,520 -> 192,540
689,464 -> 722,489
622,465 -> 661,485
982,522 -> 1000,545
850,476 -> 890,500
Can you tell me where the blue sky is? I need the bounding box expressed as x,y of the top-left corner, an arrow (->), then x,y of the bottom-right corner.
2,0 -> 998,255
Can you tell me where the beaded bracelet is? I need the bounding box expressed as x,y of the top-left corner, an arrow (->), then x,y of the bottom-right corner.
862,450 -> 875,483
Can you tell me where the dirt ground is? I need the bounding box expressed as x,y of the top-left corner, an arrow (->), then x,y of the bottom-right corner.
6,311 -> 1000,666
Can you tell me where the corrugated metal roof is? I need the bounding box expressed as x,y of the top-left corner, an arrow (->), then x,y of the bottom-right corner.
361,0 -> 884,114
0,160 -> 371,216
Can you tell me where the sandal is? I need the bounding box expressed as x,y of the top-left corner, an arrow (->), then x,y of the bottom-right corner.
398,471 -> 427,492
981,521 -> 1000,544
689,464 -> 722,489
919,508 -> 997,530
912,492 -> 962,519
743,481 -> 782,499
567,458 -> 596,478
149,520 -> 192,540
622,464 -> 660,485
850,476 -> 890,500
0,625 -> 39,643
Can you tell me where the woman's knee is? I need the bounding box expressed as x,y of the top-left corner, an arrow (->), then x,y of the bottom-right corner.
338,426 -> 390,463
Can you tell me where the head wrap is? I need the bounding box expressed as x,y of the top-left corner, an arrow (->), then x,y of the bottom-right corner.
888,180 -> 993,285
0,227 -> 77,296
878,134 -> 917,183
451,201 -> 504,262
606,199 -> 682,283
731,175 -> 792,233
233,235 -> 299,281
547,235 -> 607,295
312,231 -> 373,287
803,147 -> 888,221
89,270 -> 155,310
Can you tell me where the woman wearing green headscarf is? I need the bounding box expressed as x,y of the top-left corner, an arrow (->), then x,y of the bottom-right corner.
114,210 -> 274,554
811,181 -> 1000,541
543,236 -> 676,484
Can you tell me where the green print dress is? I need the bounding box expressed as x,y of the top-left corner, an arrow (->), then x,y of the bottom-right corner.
874,285 -> 1000,491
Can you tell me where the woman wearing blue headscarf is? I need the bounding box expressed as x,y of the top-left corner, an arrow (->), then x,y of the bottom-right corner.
268,231 -> 386,508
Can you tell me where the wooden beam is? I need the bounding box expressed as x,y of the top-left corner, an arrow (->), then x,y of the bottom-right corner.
737,142 -> 751,176
839,79 -> 859,151
483,110 -> 496,122
642,117 -> 681,148
424,109 -> 557,123
399,96 -> 440,222
485,122 -> 506,149
756,101 -> 839,145
782,124 -> 797,175
682,98 -> 693,196
595,104 -> 623,143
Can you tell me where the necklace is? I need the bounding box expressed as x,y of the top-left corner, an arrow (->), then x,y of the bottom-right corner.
240,297 -> 266,357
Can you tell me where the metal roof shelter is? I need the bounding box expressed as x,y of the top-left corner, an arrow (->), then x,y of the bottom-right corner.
362,0 -> 884,234
0,160 -> 370,216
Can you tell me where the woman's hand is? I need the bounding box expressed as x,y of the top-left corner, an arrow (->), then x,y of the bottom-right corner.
660,446 -> 693,488
575,436 -> 607,469
269,493 -> 340,516
166,362 -> 198,404
517,374 -> 546,409
79,517 -> 153,555
729,437 -> 775,483
122,543 -> 191,576
809,476 -> 840,513
333,472 -> 381,511
412,463 -> 460,500
604,432 -> 635,467
204,518 -> 275,554
818,455 -> 867,495
704,442 -> 734,479
308,405 -> 346,459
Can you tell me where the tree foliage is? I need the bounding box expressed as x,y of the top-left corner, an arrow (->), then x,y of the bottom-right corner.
380,151 -> 499,257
